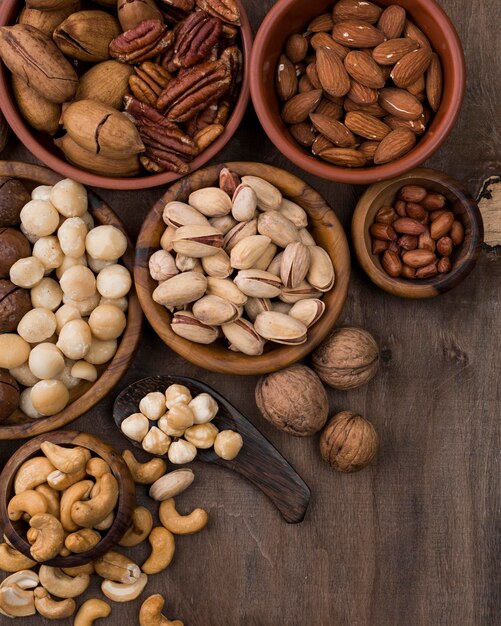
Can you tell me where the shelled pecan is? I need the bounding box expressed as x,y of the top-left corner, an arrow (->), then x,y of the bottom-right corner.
196,0 -> 240,25
109,19 -> 174,63
185,103 -> 218,136
129,61 -> 171,107
170,10 -> 222,69
220,45 -> 242,105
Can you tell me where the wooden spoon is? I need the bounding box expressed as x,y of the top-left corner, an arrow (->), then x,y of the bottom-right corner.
113,376 -> 310,524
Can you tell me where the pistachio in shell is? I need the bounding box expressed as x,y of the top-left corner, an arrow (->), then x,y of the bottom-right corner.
12,75 -> 61,135
75,61 -> 135,109
320,411 -> 379,472
222,318 -> 264,356
19,1 -> 81,37
171,311 -> 218,344
53,11 -> 121,62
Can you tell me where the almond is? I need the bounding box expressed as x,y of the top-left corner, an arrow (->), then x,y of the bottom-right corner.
331,20 -> 385,48
306,62 -> 322,89
307,13 -> 333,32
430,211 -> 454,240
276,54 -> 298,101
406,74 -> 425,96
392,217 -> 426,235
402,249 -> 436,268
347,80 -> 378,104
311,134 -> 334,155
371,38 -> 419,65
281,89 -> 322,124
450,221 -> 464,245
379,88 -> 423,120
344,111 -> 391,141
332,0 -> 382,25
437,257 -> 452,274
415,262 -> 438,278
426,53 -> 443,112
418,230 -> 436,252
316,46 -> 350,97
344,50 -> 385,88
381,250 -> 402,277
384,114 -> 426,135
373,128 -> 416,164
404,20 -> 431,48
398,185 -> 427,202
310,113 -> 355,147
390,47 -> 433,88
318,147 -> 367,167
289,122 -> 316,146
359,140 -> 380,160
298,74 -> 314,93
405,202 -> 427,221
285,34 -> 308,63
310,33 -> 349,59
377,5 -> 406,39
316,98 -> 343,120
422,193 -> 446,210
344,98 -> 386,117
369,223 -> 397,241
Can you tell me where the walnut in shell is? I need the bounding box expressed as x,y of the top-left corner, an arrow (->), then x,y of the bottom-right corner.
320,411 -> 378,473
255,364 -> 328,437
311,327 -> 379,390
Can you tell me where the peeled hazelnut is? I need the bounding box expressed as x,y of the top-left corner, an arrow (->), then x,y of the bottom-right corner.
10,256 -> 45,288
0,279 -> 31,332
50,179 -> 87,217
56,319 -> 92,359
57,217 -> 88,257
29,343 -> 65,380
165,384 -> 192,409
0,177 -> 30,226
96,264 -> 131,299
85,225 -> 127,260
139,392 -> 167,421
32,236 -> 64,270
255,364 -> 328,436
17,307 -> 57,343
167,439 -> 197,464
312,327 -> 379,390
214,430 -> 243,460
0,369 -> 20,423
184,423 -> 219,449
0,228 -> 31,278
165,404 -> 194,431
88,304 -> 126,340
121,412 -> 149,442
30,277 -> 63,310
320,411 -> 379,472
143,427 -> 171,455
20,200 -> 59,237
59,265 -> 96,301
188,393 -> 218,424
31,379 -> 69,416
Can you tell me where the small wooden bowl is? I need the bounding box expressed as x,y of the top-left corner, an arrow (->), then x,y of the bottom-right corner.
0,161 -> 143,439
135,161 -> 351,375
0,430 -> 135,567
351,167 -> 484,298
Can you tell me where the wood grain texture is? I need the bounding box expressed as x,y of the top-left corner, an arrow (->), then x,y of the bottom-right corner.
0,0 -> 500,623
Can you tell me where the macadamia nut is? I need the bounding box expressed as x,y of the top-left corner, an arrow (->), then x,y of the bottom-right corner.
10,256 -> 45,288
96,265 -> 131,299
143,427 -> 171,455
30,278 -> 63,311
71,361 -> 97,382
59,266 -> 96,301
99,297 -> 128,312
62,293 -> 100,316
10,362 -> 40,387
57,218 -> 87,258
214,430 -> 243,460
139,392 -> 166,421
165,384 -> 192,409
121,413 -> 149,442
168,439 -> 197,464
55,304 -> 81,334
29,343 -> 65,379
31,379 -> 69,416
80,212 -> 94,231
50,179 -> 87,217
20,387 -> 42,419
18,308 -> 57,343
88,305 -> 126,341
56,319 -> 92,360
55,254 -> 87,280
20,200 -> 59,237
0,334 -> 31,369
32,237 -> 64,270
57,362 -> 80,390
86,225 -> 127,261
87,257 -> 116,273
189,393 -> 219,424
84,338 -> 117,365
31,186 -> 52,201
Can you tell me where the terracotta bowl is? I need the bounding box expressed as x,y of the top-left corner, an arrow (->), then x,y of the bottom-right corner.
0,431 -> 135,567
135,161 -> 351,375
250,0 -> 466,184
0,161 -> 142,440
0,0 -> 252,191
351,167 -> 484,298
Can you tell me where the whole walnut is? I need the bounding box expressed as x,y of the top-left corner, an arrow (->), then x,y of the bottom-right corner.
0,279 -> 32,332
255,364 -> 328,436
0,177 -> 30,226
320,411 -> 378,473
0,369 -> 20,424
312,327 -> 379,390
0,227 -> 31,278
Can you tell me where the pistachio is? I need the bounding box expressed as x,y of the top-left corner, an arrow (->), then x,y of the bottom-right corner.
149,250 -> 178,282
280,281 -> 323,303
231,184 -> 257,222
162,202 -> 210,228
201,249 -> 232,278
244,297 -> 272,322
175,254 -> 201,273
209,215 -> 238,235
280,242 -> 311,289
258,212 -> 300,248
271,301 -> 292,314
289,298 -> 325,327
254,311 -> 307,345
230,235 -> 272,270
172,225 -> 224,258
53,11 -> 121,62
188,188 -> 232,217
75,61 -> 135,109
252,243 -> 278,271
234,270 -> 282,299
307,246 -> 335,291
160,226 -> 176,252
223,219 -> 258,252
279,199 -> 308,228
170,311 -> 218,344
192,295 -> 241,326
12,75 -> 61,135
241,176 -> 282,211
267,251 -> 283,276
222,319 -> 265,356
298,228 -> 316,246
206,277 -> 247,306
152,271 -> 207,307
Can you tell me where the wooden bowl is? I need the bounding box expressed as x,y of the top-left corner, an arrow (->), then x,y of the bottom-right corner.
351,167 -> 484,298
0,430 -> 135,567
0,161 -> 142,439
250,0 -> 466,184
0,0 -> 252,191
135,161 -> 351,375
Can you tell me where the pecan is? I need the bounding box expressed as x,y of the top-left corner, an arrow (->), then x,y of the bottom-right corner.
196,0 -> 241,25
220,45 -> 242,105
158,4 -> 190,27
160,0 -> 194,10
129,61 -> 171,107
139,123 -> 197,157
214,101 -> 229,125
171,10 -> 222,69
140,154 -> 164,172
109,19 -> 174,64
144,146 -> 190,173
184,103 -> 218,136
193,122 -> 224,152
221,24 -> 238,43
157,60 -> 231,122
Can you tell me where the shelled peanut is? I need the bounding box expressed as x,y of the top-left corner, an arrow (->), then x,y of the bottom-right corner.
369,184 -> 464,279
276,0 -> 443,167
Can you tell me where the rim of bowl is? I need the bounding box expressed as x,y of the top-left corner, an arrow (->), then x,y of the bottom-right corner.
0,0 -> 253,190
250,0 -> 466,184
351,167 -> 484,298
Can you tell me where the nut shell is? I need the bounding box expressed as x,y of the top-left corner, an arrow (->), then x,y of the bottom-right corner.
255,364 -> 328,436
312,327 -> 379,389
0,227 -> 32,278
0,178 -> 30,226
0,368 -> 20,423
320,411 -> 378,472
0,279 -> 32,332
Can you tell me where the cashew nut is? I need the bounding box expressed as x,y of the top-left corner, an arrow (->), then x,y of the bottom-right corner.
86,457 -> 111,479
29,513 -> 65,562
40,442 -> 91,475
38,566 -> 90,599
60,479 -> 93,532
14,457 -> 55,494
94,551 -> 141,584
65,528 -> 101,554
142,528 -> 175,575
94,511 -> 115,531
26,528 -> 38,544
0,544 -> 36,572
0,570 -> 39,590
122,450 -> 167,484
139,594 -> 183,626
74,598 -> 111,626
159,498 -> 209,535
101,572 -> 148,603
71,473 -> 118,528
35,484 -> 60,518
119,506 -> 153,548
7,490 -> 48,521
34,587 -> 76,619
62,562 -> 95,577
0,584 -> 36,618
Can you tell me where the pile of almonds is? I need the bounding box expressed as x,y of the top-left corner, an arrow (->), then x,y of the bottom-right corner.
276,0 -> 443,167
370,184 -> 465,279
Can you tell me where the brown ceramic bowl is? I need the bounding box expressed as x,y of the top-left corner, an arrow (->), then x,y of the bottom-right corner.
351,168 -> 484,298
0,0 -> 252,190
135,161 -> 351,375
250,0 -> 465,184
0,430 -> 135,567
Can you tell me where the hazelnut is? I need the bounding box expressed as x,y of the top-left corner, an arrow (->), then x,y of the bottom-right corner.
0,279 -> 31,332
255,364 -> 328,436
30,277 -> 63,311
29,343 -> 65,380
57,217 -> 87,258
184,423 -> 219,449
165,404 -> 194,431
20,200 -> 59,237
88,304 -> 126,341
31,379 -> 69,416
165,384 -> 192,409
9,256 -> 45,289
0,369 -> 20,423
59,265 -> 96,301
0,333 -> 31,369
32,236 -> 64,270
96,264 -> 132,299
85,225 -> 127,261
167,439 -> 196,464
121,412 -> 149,442
50,179 -> 87,218
189,393 -> 218,424
312,327 -> 379,390
139,392 -> 167,421
214,430 -> 243,460
0,177 -> 30,227
143,427 -> 171,455
17,307 -> 57,343
0,228 -> 31,278
320,411 -> 379,472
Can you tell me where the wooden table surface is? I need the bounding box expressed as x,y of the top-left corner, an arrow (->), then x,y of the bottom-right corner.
1,0 -> 500,624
